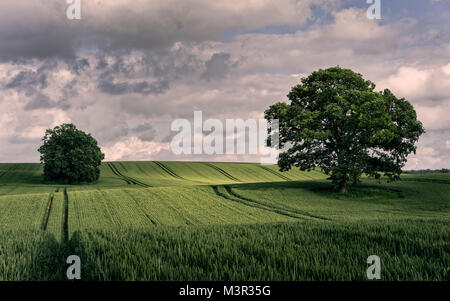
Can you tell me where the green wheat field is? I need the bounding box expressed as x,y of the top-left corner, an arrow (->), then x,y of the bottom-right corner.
0,162 -> 448,281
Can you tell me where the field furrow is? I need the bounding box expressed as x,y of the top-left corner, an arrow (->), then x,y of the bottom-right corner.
153,161 -> 184,180
259,165 -> 291,181
204,163 -> 241,182
213,185 -> 314,221
225,186 -> 330,221
107,162 -> 131,184
40,192 -> 54,231
108,162 -> 151,187
62,188 -> 69,242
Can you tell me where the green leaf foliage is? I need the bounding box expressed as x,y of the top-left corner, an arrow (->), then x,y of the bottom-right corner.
265,67 -> 425,192
38,123 -> 105,184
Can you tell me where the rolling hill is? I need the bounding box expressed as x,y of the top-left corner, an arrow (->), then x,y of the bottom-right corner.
0,162 -> 448,280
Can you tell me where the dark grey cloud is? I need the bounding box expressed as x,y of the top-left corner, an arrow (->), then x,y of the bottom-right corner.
2,59 -> 83,111
23,93 -> 53,111
95,124 -> 129,146
70,58 -> 90,74
97,76 -> 128,95
138,131 -> 156,142
96,55 -> 109,70
98,74 -> 170,96
129,123 -> 157,142
133,80 -> 170,95
95,49 -> 200,96
0,0 -> 316,62
0,1 -> 75,61
5,70 -> 48,95
202,53 -> 231,80
0,29 -> 76,62
3,59 -> 61,100
133,122 -> 154,133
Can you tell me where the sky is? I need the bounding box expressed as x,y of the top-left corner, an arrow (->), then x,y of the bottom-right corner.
0,0 -> 449,169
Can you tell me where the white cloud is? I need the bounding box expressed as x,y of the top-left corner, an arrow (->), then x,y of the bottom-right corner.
380,67 -> 430,99
379,65 -> 450,102
325,8 -> 389,41
407,145 -> 443,169
445,140 -> 450,150
415,101 -> 450,131
102,137 -> 170,161
442,62 -> 450,76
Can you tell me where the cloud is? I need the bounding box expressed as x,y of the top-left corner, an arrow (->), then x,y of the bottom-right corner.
415,101 -> 450,131
379,65 -> 450,103
5,70 -> 48,93
0,1 -> 74,61
23,93 -> 54,111
0,0 -> 319,61
132,123 -> 157,142
407,143 -> 448,170
202,53 -> 231,80
102,137 -> 170,161
98,74 -> 170,95
0,1 -> 449,169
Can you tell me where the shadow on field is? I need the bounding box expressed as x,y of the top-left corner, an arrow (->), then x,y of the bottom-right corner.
62,220 -> 450,281
228,180 -> 408,201
0,231 -> 66,281
400,178 -> 450,185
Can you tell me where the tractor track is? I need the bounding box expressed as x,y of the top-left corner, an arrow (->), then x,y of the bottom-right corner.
225,186 -> 330,221
211,185 -> 329,221
61,188 -> 69,242
107,162 -> 131,184
123,190 -> 157,225
107,162 -> 150,187
211,185 -> 304,220
205,163 -> 241,182
259,165 -> 291,181
40,191 -> 55,231
153,161 -> 184,180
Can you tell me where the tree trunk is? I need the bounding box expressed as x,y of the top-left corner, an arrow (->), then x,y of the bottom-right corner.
338,181 -> 347,194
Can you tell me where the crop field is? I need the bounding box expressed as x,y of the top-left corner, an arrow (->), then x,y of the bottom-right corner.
0,162 -> 449,280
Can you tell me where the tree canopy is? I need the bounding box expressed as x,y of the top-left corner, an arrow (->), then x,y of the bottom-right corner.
38,123 -> 105,184
265,67 -> 425,193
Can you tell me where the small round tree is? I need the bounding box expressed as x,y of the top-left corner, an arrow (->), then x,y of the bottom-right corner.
38,123 -> 105,183
265,67 -> 425,193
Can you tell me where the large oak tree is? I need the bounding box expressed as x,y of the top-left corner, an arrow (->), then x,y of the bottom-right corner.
38,123 -> 104,184
265,67 -> 425,193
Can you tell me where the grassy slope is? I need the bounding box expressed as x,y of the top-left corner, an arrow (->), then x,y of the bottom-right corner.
69,220 -> 449,281
0,231 -> 64,281
0,192 -> 47,230
0,162 -> 448,280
